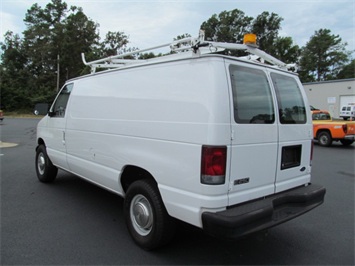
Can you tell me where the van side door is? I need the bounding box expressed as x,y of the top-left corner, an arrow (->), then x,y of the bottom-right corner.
45,83 -> 73,171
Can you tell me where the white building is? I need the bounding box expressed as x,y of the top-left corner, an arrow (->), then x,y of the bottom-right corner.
303,78 -> 355,118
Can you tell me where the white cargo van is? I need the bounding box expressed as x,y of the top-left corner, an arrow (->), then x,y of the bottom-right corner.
340,104 -> 355,120
36,32 -> 325,250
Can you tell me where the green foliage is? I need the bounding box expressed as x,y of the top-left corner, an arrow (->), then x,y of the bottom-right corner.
0,31 -> 31,110
200,9 -> 300,62
337,59 -> 355,79
271,36 -> 301,64
251,11 -> 283,53
100,31 -> 129,57
202,9 -> 253,43
0,0 -> 131,111
201,9 -> 253,56
299,29 -> 350,82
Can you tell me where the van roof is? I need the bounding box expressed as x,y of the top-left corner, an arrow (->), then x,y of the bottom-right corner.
67,53 -> 297,83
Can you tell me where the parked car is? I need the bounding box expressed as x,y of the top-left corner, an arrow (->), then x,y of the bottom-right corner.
312,110 -> 355,146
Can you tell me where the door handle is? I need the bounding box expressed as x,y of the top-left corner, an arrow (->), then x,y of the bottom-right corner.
62,131 -> 66,145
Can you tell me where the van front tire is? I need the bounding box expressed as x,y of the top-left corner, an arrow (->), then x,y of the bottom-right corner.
35,145 -> 58,183
124,179 -> 176,250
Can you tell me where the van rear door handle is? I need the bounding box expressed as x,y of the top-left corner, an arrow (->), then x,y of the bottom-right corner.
62,131 -> 66,145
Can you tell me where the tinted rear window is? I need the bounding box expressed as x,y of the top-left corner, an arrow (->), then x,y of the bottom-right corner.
271,73 -> 306,124
229,65 -> 275,124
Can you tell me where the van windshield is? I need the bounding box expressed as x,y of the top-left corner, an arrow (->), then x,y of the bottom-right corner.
271,73 -> 306,124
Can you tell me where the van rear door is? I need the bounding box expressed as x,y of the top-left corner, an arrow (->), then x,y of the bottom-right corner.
270,71 -> 312,193
226,63 -> 312,206
227,63 -> 278,205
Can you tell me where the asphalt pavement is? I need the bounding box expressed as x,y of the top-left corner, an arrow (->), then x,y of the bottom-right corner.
0,118 -> 354,265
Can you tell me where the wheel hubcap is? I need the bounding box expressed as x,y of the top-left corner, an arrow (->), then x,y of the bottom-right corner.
130,195 -> 153,236
320,136 -> 328,145
37,152 -> 46,175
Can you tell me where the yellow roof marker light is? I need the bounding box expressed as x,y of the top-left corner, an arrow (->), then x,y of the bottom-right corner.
243,33 -> 257,47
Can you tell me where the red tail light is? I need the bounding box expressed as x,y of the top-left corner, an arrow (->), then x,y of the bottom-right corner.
201,146 -> 227,185
342,124 -> 348,134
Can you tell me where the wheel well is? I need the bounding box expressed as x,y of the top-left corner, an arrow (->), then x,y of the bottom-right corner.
316,129 -> 332,139
120,165 -> 157,193
37,138 -> 45,148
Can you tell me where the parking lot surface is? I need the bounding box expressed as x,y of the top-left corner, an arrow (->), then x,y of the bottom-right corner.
1,118 -> 354,265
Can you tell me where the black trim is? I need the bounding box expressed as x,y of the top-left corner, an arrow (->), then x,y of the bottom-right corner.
202,184 -> 326,239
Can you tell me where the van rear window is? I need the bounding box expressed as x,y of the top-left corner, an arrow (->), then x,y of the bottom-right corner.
271,73 -> 306,124
229,65 -> 275,124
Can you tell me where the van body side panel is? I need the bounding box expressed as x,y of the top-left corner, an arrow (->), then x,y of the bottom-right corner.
64,58 -> 232,226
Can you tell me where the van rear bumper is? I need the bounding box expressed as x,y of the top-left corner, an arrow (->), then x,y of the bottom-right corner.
202,184 -> 326,239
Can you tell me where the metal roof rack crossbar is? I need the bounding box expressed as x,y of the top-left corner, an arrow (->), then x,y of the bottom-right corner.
82,30 -> 295,73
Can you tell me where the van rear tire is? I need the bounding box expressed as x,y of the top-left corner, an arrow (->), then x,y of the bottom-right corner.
35,145 -> 58,183
124,179 -> 176,250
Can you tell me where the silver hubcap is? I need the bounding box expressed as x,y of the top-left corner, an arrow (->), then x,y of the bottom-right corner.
37,152 -> 46,175
130,194 -> 153,236
320,135 -> 328,145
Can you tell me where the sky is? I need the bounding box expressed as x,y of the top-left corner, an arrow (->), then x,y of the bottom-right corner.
1,0 -> 354,56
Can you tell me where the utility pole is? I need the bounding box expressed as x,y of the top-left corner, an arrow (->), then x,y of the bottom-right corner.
56,54 -> 60,92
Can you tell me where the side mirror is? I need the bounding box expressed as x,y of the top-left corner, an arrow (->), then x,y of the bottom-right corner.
48,111 -> 55,117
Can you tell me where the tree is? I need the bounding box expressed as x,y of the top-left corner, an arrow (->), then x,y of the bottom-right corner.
251,12 -> 283,54
61,7 -> 99,77
23,0 -> 99,90
0,31 -> 31,110
201,9 -> 253,56
299,29 -> 350,82
272,36 -> 301,64
22,0 -> 68,91
100,31 -> 129,57
251,12 -> 300,64
0,0 -> 102,110
337,59 -> 355,79
200,9 -> 299,62
1,0 -> 137,111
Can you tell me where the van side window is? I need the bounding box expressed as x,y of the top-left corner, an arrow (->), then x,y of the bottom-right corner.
50,84 -> 73,117
271,73 -> 306,124
229,65 -> 275,124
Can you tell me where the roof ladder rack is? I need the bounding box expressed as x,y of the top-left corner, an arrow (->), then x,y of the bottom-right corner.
82,30 -> 296,73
